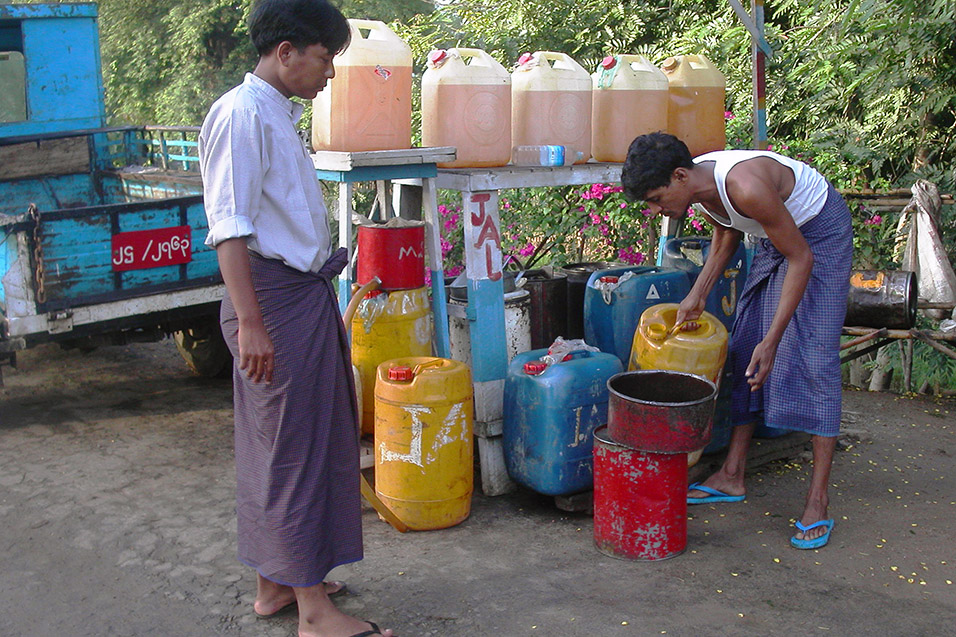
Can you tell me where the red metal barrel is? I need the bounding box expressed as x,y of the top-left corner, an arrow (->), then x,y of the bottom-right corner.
593,426 -> 687,560
607,370 -> 716,452
356,222 -> 425,290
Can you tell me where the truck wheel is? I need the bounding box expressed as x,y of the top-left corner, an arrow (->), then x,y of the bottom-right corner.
174,320 -> 231,378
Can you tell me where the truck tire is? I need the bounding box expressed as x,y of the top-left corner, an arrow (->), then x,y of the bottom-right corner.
174,319 -> 231,378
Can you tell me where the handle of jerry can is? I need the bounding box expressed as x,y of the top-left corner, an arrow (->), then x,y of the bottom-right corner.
411,358 -> 446,377
348,19 -> 389,39
454,47 -> 494,66
560,350 -> 594,361
537,51 -> 583,72
619,54 -> 652,66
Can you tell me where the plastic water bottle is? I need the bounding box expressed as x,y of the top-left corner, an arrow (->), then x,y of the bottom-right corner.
511,145 -> 583,166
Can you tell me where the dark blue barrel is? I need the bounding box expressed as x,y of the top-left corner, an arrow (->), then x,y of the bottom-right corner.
704,363 -> 734,453
583,266 -> 691,367
660,236 -> 749,334
503,348 -> 623,496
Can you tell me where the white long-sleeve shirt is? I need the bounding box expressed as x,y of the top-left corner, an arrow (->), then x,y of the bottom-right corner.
199,73 -> 332,273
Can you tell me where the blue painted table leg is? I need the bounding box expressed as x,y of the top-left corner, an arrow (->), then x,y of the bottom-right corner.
430,273 -> 451,358
422,177 -> 450,357
467,277 -> 508,382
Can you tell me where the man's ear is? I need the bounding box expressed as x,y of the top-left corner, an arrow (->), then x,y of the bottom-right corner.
275,40 -> 295,66
672,167 -> 689,183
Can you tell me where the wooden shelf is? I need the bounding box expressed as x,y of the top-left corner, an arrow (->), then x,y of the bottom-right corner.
311,146 -> 456,171
435,162 -> 624,192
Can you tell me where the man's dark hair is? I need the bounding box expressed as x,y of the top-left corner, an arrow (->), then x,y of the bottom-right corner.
249,0 -> 350,56
621,132 -> 695,201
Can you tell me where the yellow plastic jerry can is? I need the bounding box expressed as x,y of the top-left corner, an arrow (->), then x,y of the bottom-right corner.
374,357 -> 473,531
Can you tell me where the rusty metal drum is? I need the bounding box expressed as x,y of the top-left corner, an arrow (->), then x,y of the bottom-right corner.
607,370 -> 717,453
845,270 -> 917,329
592,426 -> 688,560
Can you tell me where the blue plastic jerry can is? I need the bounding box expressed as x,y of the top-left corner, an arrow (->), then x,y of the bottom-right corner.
583,266 -> 691,367
503,348 -> 623,496
660,236 -> 749,334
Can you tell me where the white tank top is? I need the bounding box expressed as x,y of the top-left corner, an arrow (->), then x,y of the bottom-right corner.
692,150 -> 829,238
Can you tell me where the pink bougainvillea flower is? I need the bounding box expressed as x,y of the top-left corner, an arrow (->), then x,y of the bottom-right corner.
864,215 -> 883,226
617,246 -> 647,266
724,111 -> 735,120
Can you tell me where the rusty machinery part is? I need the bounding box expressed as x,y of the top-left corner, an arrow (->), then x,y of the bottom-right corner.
28,203 -> 46,305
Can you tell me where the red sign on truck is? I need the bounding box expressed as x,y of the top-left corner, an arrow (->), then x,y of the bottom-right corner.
111,226 -> 192,272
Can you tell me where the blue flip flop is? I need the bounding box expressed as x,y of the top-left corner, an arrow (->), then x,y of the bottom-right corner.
687,482 -> 746,505
790,519 -> 835,549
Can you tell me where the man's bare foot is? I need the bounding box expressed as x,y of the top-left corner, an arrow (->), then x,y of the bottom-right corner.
687,470 -> 746,500
255,580 -> 346,617
794,498 -> 830,542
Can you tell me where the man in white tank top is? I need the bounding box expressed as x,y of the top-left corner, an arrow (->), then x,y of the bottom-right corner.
622,133 -> 853,550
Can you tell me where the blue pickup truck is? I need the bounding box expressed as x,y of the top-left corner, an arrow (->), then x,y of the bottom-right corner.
1,3 -> 228,381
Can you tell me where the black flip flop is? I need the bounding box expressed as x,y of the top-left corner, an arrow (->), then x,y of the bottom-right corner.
254,580 -> 348,618
350,620 -> 384,636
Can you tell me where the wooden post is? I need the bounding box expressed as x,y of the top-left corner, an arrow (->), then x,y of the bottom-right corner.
899,339 -> 913,393
751,0 -> 768,150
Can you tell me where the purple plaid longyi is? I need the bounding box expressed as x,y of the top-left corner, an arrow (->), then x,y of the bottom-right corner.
729,184 -> 853,437
221,247 -> 363,587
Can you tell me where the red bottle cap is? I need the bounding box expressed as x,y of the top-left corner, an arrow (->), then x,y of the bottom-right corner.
599,276 -> 619,284
523,361 -> 547,375
518,52 -> 534,66
428,49 -> 447,65
388,366 -> 414,381
601,55 -> 616,69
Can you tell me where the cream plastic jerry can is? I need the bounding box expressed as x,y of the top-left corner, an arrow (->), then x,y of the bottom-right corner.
422,47 -> 512,168
312,19 -> 412,152
511,51 -> 592,164
660,54 -> 726,158
591,54 -> 669,163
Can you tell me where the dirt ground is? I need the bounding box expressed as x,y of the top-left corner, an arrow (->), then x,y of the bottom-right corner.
1,340 -> 954,636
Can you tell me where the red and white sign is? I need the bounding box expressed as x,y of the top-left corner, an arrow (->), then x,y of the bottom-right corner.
111,225 -> 192,272
464,192 -> 502,281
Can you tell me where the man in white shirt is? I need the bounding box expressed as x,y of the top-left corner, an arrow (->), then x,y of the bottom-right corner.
622,132 -> 853,551
199,2 -> 392,636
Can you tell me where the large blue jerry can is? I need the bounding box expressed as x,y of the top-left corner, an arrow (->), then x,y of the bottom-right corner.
583,266 -> 691,366
503,348 -> 624,496
659,236 -> 749,333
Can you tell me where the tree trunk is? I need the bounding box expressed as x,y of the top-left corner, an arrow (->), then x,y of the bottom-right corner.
868,346 -> 893,391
